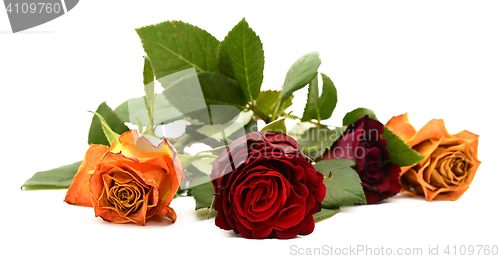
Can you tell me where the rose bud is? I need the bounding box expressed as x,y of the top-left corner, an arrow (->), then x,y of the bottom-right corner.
386,113 -> 480,201
322,116 -> 402,204
210,131 -> 326,239
64,130 -> 184,225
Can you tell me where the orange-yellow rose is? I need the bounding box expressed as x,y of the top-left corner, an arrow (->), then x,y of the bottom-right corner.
386,113 -> 480,201
64,130 -> 184,225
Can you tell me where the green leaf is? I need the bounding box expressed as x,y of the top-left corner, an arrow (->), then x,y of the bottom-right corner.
135,118 -> 144,134
114,97 -> 140,123
271,51 -> 321,119
177,154 -> 199,168
217,44 -> 234,78
342,107 -> 378,126
288,122 -> 316,140
295,127 -> 345,160
243,119 -> 258,133
136,20 -> 220,77
282,51 -> 321,100
143,56 -> 156,136
114,94 -> 183,125
191,158 -> 216,175
313,208 -> 340,223
261,117 -> 287,134
301,74 -> 320,122
302,73 -> 337,122
88,102 -> 129,146
21,161 -> 82,190
183,125 -> 223,150
254,90 -> 293,118
314,159 -> 367,208
219,18 -> 264,102
89,111 -> 120,146
196,111 -> 253,141
382,127 -> 425,167
143,55 -> 155,86
317,74 -> 337,120
189,175 -> 215,210
164,72 -> 248,124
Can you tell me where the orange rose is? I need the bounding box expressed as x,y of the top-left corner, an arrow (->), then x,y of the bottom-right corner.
64,130 -> 184,225
386,114 -> 480,201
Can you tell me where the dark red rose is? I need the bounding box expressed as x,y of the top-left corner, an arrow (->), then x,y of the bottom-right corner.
210,131 -> 326,239
322,116 -> 401,204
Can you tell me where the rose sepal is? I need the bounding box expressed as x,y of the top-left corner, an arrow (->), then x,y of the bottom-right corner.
88,110 -> 120,146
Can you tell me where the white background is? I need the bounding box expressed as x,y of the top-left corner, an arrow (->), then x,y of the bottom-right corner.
1,0 -> 499,258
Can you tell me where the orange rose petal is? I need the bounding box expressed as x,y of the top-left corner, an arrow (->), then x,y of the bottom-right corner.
142,157 -> 179,203
422,187 -> 440,202
433,185 -> 469,201
109,169 -> 136,184
454,130 -> 479,142
101,173 -> 114,189
172,154 -> 185,183
132,156 -> 180,207
117,130 -> 136,145
110,164 -> 157,208
421,169 -> 439,191
400,168 -> 419,196
429,169 -> 448,188
413,139 -> 441,160
462,156 -> 480,187
97,174 -> 115,210
92,204 -> 130,224
442,143 -> 480,186
135,135 -> 168,154
126,198 -> 148,226
422,155 -> 446,191
399,165 -> 411,176
406,119 -> 452,148
385,113 -> 417,142
111,130 -> 171,159
92,181 -> 143,225
449,139 -> 477,157
416,156 -> 439,192
465,160 -> 481,186
156,205 -> 177,223
89,170 -> 106,200
132,157 -> 168,184
64,144 -> 109,207
119,160 -> 160,188
116,142 -> 168,159
144,186 -> 160,212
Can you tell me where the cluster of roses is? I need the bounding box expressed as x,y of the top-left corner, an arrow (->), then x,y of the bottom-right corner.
64,113 -> 480,239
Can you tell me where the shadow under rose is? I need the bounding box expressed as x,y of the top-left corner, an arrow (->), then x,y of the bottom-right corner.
217,228 -> 308,240
144,214 -> 175,227
91,214 -> 175,227
195,208 -> 217,220
338,193 -> 433,214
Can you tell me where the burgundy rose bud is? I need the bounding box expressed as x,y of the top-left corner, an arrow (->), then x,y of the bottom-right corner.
323,116 -> 401,204
210,131 -> 326,239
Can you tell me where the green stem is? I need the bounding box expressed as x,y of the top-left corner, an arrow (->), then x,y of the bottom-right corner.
250,104 -> 272,123
271,99 -> 282,121
283,113 -> 299,120
173,134 -> 196,154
